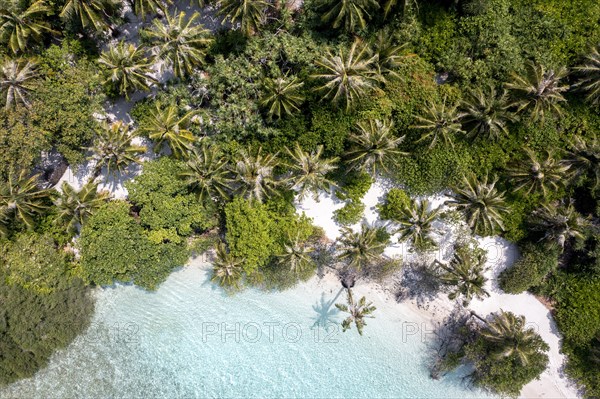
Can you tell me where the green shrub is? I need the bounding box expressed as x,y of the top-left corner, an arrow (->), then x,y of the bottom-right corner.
333,201 -> 365,225
378,188 -> 411,221
499,243 -> 560,294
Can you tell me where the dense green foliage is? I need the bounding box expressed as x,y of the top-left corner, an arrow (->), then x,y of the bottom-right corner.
499,243 -> 559,294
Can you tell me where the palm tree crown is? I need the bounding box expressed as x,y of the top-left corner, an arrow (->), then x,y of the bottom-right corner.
414,97 -> 464,148
436,245 -> 489,306
530,202 -> 588,250
141,103 -> 197,159
60,0 -> 119,32
335,288 -> 376,335
54,181 -> 110,234
320,0 -> 379,32
232,147 -> 280,203
446,174 -> 509,236
180,141 -> 232,203
371,30 -> 410,79
0,58 -> 37,109
573,44 -> 600,107
460,85 -> 515,141
211,241 -> 245,289
395,199 -> 440,251
260,76 -> 304,119
0,170 -> 50,229
337,224 -> 386,271
0,0 -> 55,54
132,0 -> 171,20
286,143 -> 338,201
276,233 -> 315,273
506,149 -> 570,197
217,0 -> 270,36
565,134 -> 600,193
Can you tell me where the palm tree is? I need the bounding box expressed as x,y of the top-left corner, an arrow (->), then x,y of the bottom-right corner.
565,134 -> 600,193
276,233 -> 315,273
217,0 -> 270,36
435,245 -> 489,306
346,118 -> 408,176
0,0 -> 55,54
337,224 -> 386,271
395,199 -> 440,250
131,0 -> 171,20
381,0 -> 417,19
141,103 -> 196,159
573,44 -> 600,107
370,30 -> 410,79
446,174 -> 509,236
506,149 -> 570,197
260,76 -> 304,119
480,310 -> 544,366
413,98 -> 464,148
211,241 -> 244,289
0,58 -> 37,109
285,143 -> 338,201
312,40 -> 380,111
98,41 -> 157,99
335,288 -> 376,335
88,121 -> 146,179
530,202 -> 588,250
54,181 -> 110,233
320,0 -> 379,32
146,11 -> 212,79
504,62 -> 568,123
60,0 -> 119,32
232,147 -> 280,203
180,141 -> 232,203
460,85 -> 515,141
0,170 -> 50,229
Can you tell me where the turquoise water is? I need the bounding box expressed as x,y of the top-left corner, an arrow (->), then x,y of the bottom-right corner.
2,262 -> 494,398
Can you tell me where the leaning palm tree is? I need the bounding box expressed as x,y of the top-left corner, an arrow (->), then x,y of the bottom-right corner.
565,134 -> 600,193
413,98 -> 464,148
131,0 -> 171,20
54,181 -> 110,234
211,241 -> 245,289
480,310 -> 544,366
141,103 -> 196,159
460,85 -> 516,141
573,44 -> 600,107
60,0 -> 119,32
0,170 -> 50,229
180,141 -> 232,203
320,0 -> 379,32
337,224 -> 387,271
232,147 -> 280,203
504,62 -> 568,123
98,41 -> 157,99
395,199 -> 440,251
88,121 -> 146,180
335,288 -> 376,335
506,149 -> 570,197
276,233 -> 315,273
530,202 -> 588,250
145,11 -> 212,79
0,0 -> 55,54
285,143 -> 338,201
260,76 -> 304,120
446,174 -> 509,236
0,58 -> 37,109
217,0 -> 270,36
312,40 -> 380,111
346,119 -> 408,176
435,245 -> 489,306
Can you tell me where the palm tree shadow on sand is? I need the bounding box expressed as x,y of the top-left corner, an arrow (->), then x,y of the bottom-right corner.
311,289 -> 344,328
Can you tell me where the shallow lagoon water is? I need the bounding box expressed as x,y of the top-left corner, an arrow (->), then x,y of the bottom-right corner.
2,261 -> 495,398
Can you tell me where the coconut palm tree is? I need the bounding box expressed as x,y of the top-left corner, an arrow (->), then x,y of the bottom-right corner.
285,143 -> 338,201
320,0 -> 379,32
460,85 -> 515,141
276,233 -> 315,273
346,118 -> 408,176
0,58 -> 37,109
54,181 -> 110,234
337,224 -> 387,271
60,0 -> 119,32
381,0 -> 417,19
217,0 -> 270,36
370,29 -> 411,79
530,202 -> 588,250
232,147 -> 280,203
146,11 -> 212,79
141,103 -> 197,159
98,41 -> 157,99
260,76 -> 304,119
573,44 -> 600,107
506,149 -> 570,197
565,134 -> 600,193
504,62 -> 568,123
480,310 -> 544,366
88,121 -> 146,179
335,288 -> 376,335
312,40 -> 380,111
0,170 -> 50,229
0,0 -> 55,54
413,98 -> 464,148
180,141 -> 232,203
435,245 -> 489,306
131,0 -> 171,20
211,241 -> 244,289
395,199 -> 440,251
446,174 -> 509,236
